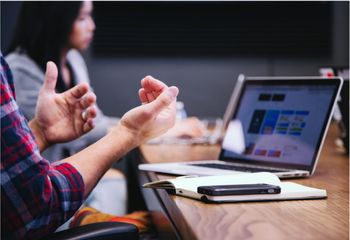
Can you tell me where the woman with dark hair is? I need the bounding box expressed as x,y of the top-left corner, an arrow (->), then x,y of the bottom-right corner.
6,1 -> 111,160
7,2 -> 84,90
6,0 -> 206,222
6,0 -> 128,219
6,0 -> 205,160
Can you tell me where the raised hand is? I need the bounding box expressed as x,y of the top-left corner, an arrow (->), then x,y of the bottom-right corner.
117,76 -> 179,145
60,76 -> 178,196
30,61 -> 97,150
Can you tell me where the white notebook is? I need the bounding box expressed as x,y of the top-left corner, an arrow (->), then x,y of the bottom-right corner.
143,172 -> 327,203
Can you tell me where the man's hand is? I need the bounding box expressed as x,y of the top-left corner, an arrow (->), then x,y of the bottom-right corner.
116,76 -> 179,146
61,76 -> 178,196
30,61 -> 97,151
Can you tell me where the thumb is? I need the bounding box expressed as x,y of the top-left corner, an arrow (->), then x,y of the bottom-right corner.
42,61 -> 58,92
146,86 -> 179,114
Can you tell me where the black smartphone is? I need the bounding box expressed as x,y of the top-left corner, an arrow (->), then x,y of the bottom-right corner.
197,183 -> 281,196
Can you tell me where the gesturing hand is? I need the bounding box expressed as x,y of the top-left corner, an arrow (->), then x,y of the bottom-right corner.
117,76 -> 179,146
30,61 -> 97,150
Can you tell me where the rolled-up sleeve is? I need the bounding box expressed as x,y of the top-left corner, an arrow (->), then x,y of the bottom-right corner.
1,56 -> 85,239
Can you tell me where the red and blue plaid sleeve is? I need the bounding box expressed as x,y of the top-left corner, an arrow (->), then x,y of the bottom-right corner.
1,56 -> 85,239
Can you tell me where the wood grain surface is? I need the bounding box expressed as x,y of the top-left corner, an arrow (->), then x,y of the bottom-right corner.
141,123 -> 349,240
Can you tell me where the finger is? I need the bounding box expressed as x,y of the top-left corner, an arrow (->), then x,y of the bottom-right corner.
141,76 -> 168,92
152,91 -> 161,98
146,92 -> 156,102
81,111 -> 87,121
66,83 -> 90,99
150,91 -> 159,100
146,86 -> 179,115
82,106 -> 97,121
151,91 -> 161,104
139,89 -> 148,104
43,61 -> 58,92
83,118 -> 95,133
88,106 -> 97,119
79,92 -> 96,109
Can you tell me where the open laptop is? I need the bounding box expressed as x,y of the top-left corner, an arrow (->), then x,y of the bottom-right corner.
139,75 -> 343,178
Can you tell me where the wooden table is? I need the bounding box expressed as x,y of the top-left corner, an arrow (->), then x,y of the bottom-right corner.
139,123 -> 349,240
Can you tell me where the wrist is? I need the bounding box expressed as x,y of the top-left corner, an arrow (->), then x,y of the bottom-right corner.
108,123 -> 140,150
29,119 -> 50,152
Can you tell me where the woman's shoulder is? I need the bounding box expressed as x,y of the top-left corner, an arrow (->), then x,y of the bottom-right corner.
5,51 -> 43,76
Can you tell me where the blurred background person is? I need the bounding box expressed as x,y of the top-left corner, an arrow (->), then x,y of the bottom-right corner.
5,0 -> 205,218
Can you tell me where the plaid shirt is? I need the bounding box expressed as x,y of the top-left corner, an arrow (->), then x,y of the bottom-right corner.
1,56 -> 85,239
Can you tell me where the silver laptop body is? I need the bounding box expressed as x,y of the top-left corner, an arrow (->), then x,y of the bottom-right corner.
139,75 -> 343,178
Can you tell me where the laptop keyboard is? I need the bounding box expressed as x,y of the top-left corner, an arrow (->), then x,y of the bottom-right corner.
190,163 -> 287,173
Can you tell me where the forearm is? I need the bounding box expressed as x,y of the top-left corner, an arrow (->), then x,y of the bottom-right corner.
61,124 -> 137,197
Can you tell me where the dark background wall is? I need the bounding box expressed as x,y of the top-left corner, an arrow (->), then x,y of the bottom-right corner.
1,1 -> 349,118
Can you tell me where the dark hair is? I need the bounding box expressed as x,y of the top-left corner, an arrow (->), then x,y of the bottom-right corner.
7,2 -> 82,91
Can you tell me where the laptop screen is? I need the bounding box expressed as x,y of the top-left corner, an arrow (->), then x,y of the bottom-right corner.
220,78 -> 342,171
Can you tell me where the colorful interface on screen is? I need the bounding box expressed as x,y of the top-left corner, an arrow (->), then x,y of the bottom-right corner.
223,83 -> 336,166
